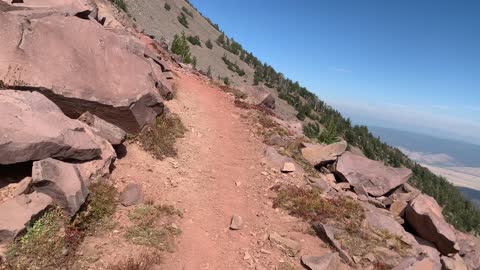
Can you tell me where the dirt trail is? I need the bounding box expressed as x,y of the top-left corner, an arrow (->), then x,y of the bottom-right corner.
104,70 -> 332,270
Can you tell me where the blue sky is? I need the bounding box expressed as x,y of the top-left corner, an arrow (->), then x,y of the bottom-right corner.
190,0 -> 480,144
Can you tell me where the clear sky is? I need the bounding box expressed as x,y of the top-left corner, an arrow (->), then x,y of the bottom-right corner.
189,0 -> 480,144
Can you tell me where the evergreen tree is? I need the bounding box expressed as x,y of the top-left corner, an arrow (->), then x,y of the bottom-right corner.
205,39 -> 213,49
171,32 -> 192,64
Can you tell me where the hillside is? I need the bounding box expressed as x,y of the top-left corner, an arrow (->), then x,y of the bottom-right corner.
124,0 -> 480,233
1,1 -> 480,270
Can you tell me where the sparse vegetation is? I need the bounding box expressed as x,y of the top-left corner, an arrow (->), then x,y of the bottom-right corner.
192,56 -> 197,70
107,252 -> 162,270
137,114 -> 186,159
164,3 -> 171,11
206,66 -> 213,78
125,204 -> 182,251
72,181 -> 118,232
171,32 -> 192,64
177,12 -> 189,28
187,35 -> 202,47
111,0 -> 127,12
5,208 -> 67,269
205,39 -> 213,49
222,76 -> 230,86
222,55 -> 245,76
181,6 -> 193,17
5,182 -> 118,269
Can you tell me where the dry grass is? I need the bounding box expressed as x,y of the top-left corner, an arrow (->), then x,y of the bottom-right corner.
107,252 -> 161,270
273,186 -> 365,232
137,114 -> 186,159
125,204 -> 182,252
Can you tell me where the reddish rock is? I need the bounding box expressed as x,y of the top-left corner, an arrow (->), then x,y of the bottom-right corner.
301,141 -> 347,167
0,192 -> 52,243
0,90 -> 101,165
120,183 -> 143,207
0,12 -> 164,133
454,230 -> 480,270
262,147 -> 303,174
32,158 -> 88,216
335,152 -> 412,197
405,194 -> 459,256
238,85 -> 275,109
390,200 -> 408,218
441,254 -> 468,270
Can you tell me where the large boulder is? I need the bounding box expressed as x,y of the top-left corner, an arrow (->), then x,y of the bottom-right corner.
335,152 -> 412,197
0,192 -> 52,243
0,12 -> 164,133
0,90 -> 101,165
300,141 -> 347,167
32,158 -> 88,216
238,85 -> 275,109
441,254 -> 468,270
405,194 -> 459,256
78,112 -> 127,146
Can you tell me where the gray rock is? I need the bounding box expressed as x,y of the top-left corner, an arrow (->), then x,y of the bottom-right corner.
120,183 -> 143,207
405,194 -> 459,256
281,162 -> 296,173
230,215 -> 243,230
268,232 -> 301,257
335,152 -> 412,197
0,192 -> 52,243
301,253 -> 339,270
32,158 -> 88,216
78,112 -> 127,146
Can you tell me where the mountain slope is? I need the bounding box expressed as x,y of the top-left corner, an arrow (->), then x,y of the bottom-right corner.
124,0 -> 480,233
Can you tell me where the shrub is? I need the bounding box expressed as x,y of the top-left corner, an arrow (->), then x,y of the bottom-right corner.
171,32 -> 192,63
107,252 -> 162,270
177,12 -> 189,28
205,39 -> 213,49
111,0 -> 127,12
222,76 -> 230,86
181,6 -> 193,17
164,3 -> 171,11
187,35 -> 202,46
136,114 -> 186,159
222,55 -> 245,77
192,56 -> 197,70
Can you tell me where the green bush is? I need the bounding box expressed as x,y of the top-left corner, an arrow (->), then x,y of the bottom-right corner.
111,0 -> 127,12
177,12 -> 189,28
205,39 -> 213,49
181,6 -> 193,17
171,32 -> 192,64
164,3 -> 171,11
187,35 -> 202,46
222,55 -> 245,77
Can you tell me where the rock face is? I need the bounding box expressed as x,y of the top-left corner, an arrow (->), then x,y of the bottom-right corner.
335,152 -> 412,197
0,192 -> 52,243
301,141 -> 347,167
238,85 -> 275,109
32,158 -> 88,216
0,90 -> 101,165
441,254 -> 468,270
78,112 -> 127,146
455,230 -> 480,270
313,223 -> 352,264
0,12 -> 165,133
405,194 -> 459,256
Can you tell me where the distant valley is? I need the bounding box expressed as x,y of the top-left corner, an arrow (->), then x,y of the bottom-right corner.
370,126 -> 480,205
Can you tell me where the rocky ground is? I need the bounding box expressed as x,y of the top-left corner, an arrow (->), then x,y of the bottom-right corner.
0,1 -> 480,270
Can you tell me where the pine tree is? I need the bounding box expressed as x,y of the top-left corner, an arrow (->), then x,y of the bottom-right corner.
171,32 -> 192,64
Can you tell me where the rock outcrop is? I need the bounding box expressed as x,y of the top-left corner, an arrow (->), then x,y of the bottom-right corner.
405,194 -> 459,256
301,253 -> 339,270
0,192 -> 52,243
0,90 -> 101,165
335,152 -> 412,197
0,11 -> 165,133
262,147 -> 303,174
301,141 -> 347,167
78,112 -> 127,146
238,85 -> 275,109
32,158 -> 88,216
